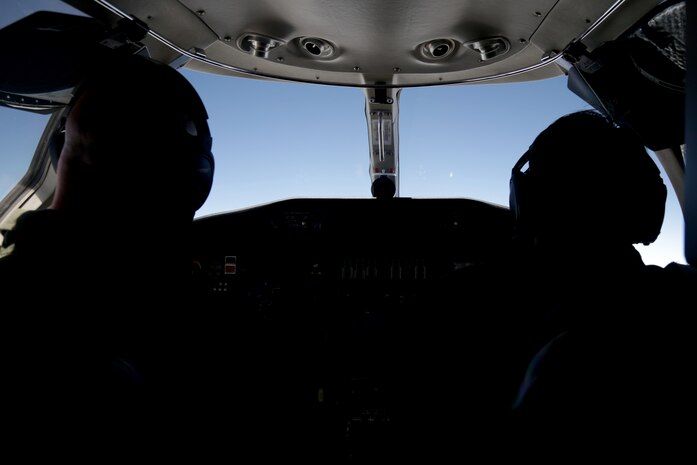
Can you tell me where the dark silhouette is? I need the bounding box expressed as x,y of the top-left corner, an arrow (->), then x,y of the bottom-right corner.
508,110 -> 693,461
0,51 -> 214,454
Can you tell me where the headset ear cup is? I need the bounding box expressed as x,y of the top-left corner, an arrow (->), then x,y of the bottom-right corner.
510,149 -> 533,238
192,147 -> 214,212
510,171 -> 534,239
48,121 -> 66,171
635,175 -> 667,245
509,171 -> 522,222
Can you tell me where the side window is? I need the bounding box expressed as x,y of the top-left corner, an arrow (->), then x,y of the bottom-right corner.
636,150 -> 686,267
1,0 -> 86,206
0,107 -> 49,200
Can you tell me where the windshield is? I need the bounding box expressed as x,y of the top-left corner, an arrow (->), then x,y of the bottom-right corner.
185,70 -> 685,267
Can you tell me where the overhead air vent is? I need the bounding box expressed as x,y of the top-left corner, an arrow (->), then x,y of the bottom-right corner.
297,37 -> 336,59
417,38 -> 457,61
464,37 -> 510,61
237,33 -> 284,59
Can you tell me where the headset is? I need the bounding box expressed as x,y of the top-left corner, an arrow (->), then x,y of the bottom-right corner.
172,84 -> 215,213
187,123 -> 215,213
508,148 -> 533,237
48,61 -> 215,213
509,131 -> 667,246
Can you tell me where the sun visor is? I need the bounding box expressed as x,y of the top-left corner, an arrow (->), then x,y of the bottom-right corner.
0,11 -> 107,109
566,0 -> 685,151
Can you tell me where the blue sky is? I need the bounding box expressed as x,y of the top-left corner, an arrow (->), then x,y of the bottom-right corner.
181,70 -> 686,266
0,70 -> 686,267
0,5 -> 685,267
0,1 -> 686,267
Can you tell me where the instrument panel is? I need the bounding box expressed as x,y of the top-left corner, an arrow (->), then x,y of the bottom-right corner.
189,198 -> 516,461
192,197 -> 513,307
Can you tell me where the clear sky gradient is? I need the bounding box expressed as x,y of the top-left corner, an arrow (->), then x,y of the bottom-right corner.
0,0 -> 685,267
182,70 -> 686,267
